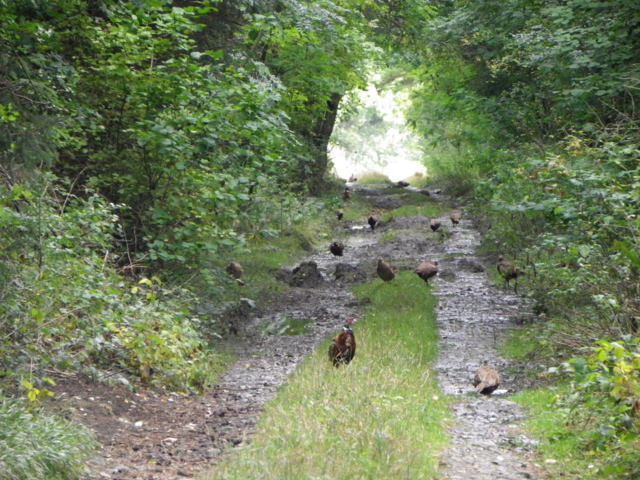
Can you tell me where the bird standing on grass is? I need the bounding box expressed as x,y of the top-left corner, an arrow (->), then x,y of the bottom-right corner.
414,261 -> 438,284
497,257 -> 524,293
473,365 -> 501,394
343,188 -> 351,200
226,261 -> 245,286
430,218 -> 441,232
377,259 -> 395,282
336,209 -> 344,220
328,317 -> 357,367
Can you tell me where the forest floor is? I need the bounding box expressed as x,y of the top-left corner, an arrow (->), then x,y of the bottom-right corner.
48,184 -> 542,480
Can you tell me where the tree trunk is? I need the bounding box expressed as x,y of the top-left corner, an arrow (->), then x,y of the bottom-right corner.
308,92 -> 342,194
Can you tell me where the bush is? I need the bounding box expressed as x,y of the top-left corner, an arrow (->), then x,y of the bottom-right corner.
0,173 -> 221,391
560,338 -> 640,449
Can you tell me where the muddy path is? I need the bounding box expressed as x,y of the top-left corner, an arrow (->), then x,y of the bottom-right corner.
50,184 -> 540,480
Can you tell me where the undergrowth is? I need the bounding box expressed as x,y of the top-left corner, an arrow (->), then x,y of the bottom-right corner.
206,271 -> 449,480
0,398 -> 96,480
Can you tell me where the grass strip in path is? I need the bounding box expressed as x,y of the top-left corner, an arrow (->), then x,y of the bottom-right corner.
205,271 -> 449,480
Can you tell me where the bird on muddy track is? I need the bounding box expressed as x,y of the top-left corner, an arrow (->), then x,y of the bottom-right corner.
328,317 -> 357,367
496,257 -> 524,293
430,218 -> 441,232
473,365 -> 501,394
376,259 -> 395,282
336,209 -> 344,220
330,241 -> 344,256
368,215 -> 378,231
414,261 -> 438,284
450,212 -> 461,225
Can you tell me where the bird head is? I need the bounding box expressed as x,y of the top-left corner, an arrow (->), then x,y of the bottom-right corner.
345,317 -> 357,326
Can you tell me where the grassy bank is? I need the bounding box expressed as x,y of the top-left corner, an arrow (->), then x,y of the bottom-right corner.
205,271 -> 448,479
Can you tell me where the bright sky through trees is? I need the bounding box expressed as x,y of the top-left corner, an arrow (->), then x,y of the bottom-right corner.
330,80 -> 425,182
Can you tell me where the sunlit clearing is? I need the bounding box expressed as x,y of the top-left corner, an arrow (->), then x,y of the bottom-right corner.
330,77 -> 426,182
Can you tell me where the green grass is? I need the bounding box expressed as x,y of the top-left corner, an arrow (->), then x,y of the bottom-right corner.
501,328 -> 539,359
0,398 -> 96,480
381,202 -> 448,222
355,170 -> 393,185
379,230 -> 398,243
511,387 -> 602,479
205,271 -> 449,480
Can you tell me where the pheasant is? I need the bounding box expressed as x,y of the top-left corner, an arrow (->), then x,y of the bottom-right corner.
450,212 -> 461,225
328,317 -> 357,367
473,365 -> 500,394
368,215 -> 378,231
414,261 -> 438,283
330,241 -> 345,256
397,180 -> 410,187
376,259 -> 395,282
430,218 -> 441,232
226,261 -> 245,286
497,257 -> 524,293
343,188 -> 351,200
336,209 -> 344,220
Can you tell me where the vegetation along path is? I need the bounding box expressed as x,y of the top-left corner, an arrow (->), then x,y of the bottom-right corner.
56,183 -> 540,479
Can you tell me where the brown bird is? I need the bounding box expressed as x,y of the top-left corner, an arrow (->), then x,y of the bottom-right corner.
397,180 -> 410,187
497,257 -> 525,293
336,209 -> 344,220
450,212 -> 461,225
225,261 -> 245,286
343,188 -> 351,200
473,365 -> 501,394
414,261 -> 438,283
430,218 -> 441,232
330,241 -> 344,256
368,215 -> 378,231
376,259 -> 395,282
328,317 -> 357,367
348,174 -> 358,183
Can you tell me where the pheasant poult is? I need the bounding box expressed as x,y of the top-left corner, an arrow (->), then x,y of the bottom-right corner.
226,261 -> 245,286
328,317 -> 357,367
368,215 -> 378,231
330,241 -> 345,256
376,259 -> 395,282
450,212 -> 461,225
414,261 -> 438,283
336,209 -> 344,220
497,257 -> 524,293
397,180 -> 410,187
430,218 -> 441,232
343,188 -> 351,200
473,365 -> 501,394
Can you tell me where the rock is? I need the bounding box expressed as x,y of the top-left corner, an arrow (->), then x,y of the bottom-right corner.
457,258 -> 485,273
284,261 -> 324,287
334,263 -> 367,283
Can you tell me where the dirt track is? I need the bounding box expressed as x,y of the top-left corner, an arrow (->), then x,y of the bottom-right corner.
50,184 -> 540,479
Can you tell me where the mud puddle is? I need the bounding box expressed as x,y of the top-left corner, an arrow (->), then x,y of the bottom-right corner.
50,183 -> 539,479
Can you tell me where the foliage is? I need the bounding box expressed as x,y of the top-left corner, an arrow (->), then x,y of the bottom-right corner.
0,397 -> 96,480
0,173 -> 220,392
206,271 -> 448,480
560,339 -> 640,449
